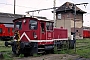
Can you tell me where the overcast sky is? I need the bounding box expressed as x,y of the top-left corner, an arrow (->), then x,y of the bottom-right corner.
0,0 -> 90,27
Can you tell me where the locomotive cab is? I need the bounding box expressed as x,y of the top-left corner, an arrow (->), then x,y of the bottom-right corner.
14,17 -> 38,41
13,17 -> 53,42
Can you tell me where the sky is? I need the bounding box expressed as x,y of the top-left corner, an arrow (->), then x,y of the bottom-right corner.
0,0 -> 90,27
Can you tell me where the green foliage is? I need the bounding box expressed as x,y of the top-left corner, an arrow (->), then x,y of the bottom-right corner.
19,54 -> 24,58
33,53 -> 38,57
68,58 -> 72,60
3,52 -> 13,60
54,49 -> 75,54
42,59 -> 44,60
54,46 -> 58,54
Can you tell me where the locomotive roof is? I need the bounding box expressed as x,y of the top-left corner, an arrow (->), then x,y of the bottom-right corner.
4,24 -> 14,28
13,17 -> 54,22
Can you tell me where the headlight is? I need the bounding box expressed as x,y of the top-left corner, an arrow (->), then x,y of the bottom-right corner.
34,35 -> 37,39
33,32 -> 37,39
23,19 -> 26,23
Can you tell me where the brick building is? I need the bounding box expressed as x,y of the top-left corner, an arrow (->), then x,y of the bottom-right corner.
55,2 -> 86,39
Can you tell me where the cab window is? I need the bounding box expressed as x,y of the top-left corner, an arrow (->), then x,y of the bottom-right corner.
46,22 -> 53,31
15,21 -> 22,30
0,28 -> 2,33
29,20 -> 37,30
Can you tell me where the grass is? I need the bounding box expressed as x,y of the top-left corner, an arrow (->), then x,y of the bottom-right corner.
3,51 -> 13,60
0,41 -> 11,52
0,46 -> 11,52
76,38 -> 90,58
0,41 -> 12,60
54,38 -> 90,58
0,41 -> 5,46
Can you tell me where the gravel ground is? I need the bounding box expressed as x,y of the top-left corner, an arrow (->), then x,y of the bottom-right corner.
14,54 -> 90,60
0,53 -> 88,60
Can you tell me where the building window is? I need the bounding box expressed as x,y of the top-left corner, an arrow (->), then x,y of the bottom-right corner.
57,13 -> 61,19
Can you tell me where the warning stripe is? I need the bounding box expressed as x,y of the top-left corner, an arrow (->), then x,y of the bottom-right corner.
20,32 -> 68,42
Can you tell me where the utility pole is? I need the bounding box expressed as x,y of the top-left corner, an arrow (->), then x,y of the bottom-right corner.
73,3 -> 88,53
53,0 -> 56,27
73,4 -> 76,53
14,0 -> 16,19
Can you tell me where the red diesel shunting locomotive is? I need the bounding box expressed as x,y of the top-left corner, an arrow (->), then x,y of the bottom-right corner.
0,24 -> 14,41
5,17 -> 74,56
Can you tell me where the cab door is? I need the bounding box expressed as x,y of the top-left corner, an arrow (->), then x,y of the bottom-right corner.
40,22 -> 46,40
46,22 -> 53,40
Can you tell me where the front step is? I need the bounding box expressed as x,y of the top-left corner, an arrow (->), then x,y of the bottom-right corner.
57,49 -> 62,51
38,51 -> 45,54
38,48 -> 45,49
38,45 -> 45,54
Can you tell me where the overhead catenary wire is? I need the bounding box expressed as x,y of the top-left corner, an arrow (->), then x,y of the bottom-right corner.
26,7 -> 59,13
0,3 -> 38,9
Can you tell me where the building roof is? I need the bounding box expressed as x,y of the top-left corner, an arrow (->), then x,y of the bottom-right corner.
0,12 -> 48,19
0,12 -> 48,23
56,2 -> 86,13
0,12 -> 24,18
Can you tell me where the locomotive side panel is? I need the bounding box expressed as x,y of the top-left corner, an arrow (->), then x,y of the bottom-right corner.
0,24 -> 5,37
0,24 -> 14,41
54,28 -> 68,40
88,30 -> 90,38
9,27 -> 14,36
83,30 -> 88,38
60,29 -> 68,39
83,30 -> 90,38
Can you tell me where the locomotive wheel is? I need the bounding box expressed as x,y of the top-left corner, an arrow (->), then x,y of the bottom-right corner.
45,49 -> 54,54
24,53 -> 30,57
12,46 -> 20,56
69,40 -> 75,49
51,49 -> 54,54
